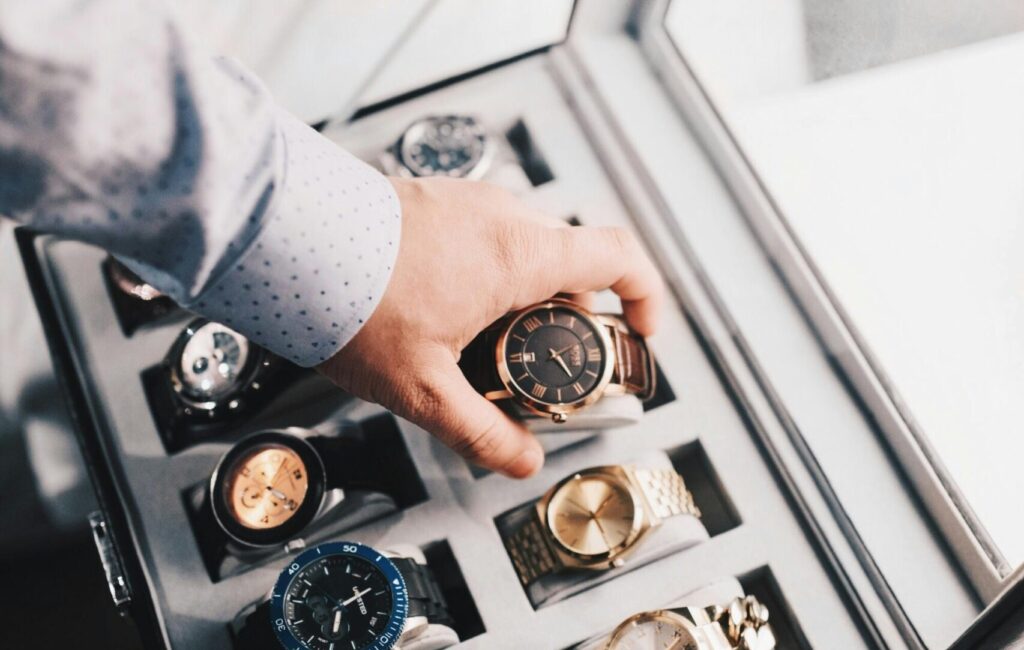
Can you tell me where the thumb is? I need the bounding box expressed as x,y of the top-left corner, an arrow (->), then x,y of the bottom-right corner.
405,352 -> 545,478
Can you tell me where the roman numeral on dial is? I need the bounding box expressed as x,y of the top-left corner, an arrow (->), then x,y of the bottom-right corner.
531,384 -> 547,399
523,316 -> 544,333
587,348 -> 602,362
571,382 -> 585,396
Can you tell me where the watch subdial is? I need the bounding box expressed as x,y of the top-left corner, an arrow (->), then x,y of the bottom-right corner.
239,483 -> 265,509
503,304 -> 607,407
225,445 -> 309,530
178,322 -> 251,402
547,474 -> 636,557
608,611 -> 701,650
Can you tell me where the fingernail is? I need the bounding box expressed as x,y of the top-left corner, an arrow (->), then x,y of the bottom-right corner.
502,445 -> 544,479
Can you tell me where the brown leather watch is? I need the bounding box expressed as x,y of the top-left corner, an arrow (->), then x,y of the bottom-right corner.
459,299 -> 655,423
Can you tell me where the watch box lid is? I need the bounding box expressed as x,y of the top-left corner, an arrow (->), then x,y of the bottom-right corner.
176,0 -> 576,125
950,566 -> 1024,649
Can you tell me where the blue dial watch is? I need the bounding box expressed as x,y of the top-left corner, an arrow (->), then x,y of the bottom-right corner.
269,542 -> 409,650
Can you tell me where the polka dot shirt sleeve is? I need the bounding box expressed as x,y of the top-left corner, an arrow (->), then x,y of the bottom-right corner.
0,1 -> 401,368
188,109 -> 401,367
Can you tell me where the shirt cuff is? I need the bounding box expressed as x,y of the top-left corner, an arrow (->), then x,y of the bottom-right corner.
185,111 -> 401,367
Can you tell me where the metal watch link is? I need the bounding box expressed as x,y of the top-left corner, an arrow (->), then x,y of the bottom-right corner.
460,299 -> 656,424
505,465 -> 700,585
603,595 -> 776,650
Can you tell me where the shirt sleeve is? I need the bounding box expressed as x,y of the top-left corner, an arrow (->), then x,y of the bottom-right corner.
0,0 -> 401,367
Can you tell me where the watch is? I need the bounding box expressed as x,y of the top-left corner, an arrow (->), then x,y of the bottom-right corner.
106,256 -> 165,301
166,318 -> 287,423
235,541 -> 455,650
102,256 -> 179,334
209,429 -> 387,549
459,299 -> 656,424
602,596 -> 776,650
381,115 -> 493,180
505,464 -> 700,585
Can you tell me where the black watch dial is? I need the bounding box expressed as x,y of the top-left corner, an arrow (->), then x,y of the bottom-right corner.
399,115 -> 487,178
284,554 -> 395,649
502,303 -> 608,407
176,322 -> 252,402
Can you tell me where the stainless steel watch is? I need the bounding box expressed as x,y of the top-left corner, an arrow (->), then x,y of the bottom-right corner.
380,115 -> 494,180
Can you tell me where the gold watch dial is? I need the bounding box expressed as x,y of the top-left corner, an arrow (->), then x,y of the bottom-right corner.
226,444 -> 309,530
547,474 -> 637,557
608,610 -> 702,650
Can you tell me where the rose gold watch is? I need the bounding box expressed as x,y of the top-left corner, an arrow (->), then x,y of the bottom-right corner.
459,299 -> 656,423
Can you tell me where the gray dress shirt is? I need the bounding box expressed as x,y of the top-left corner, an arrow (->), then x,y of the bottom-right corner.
0,0 -> 401,367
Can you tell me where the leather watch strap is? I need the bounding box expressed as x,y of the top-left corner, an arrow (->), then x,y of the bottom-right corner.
505,514 -> 559,586
458,326 -> 505,396
307,435 -> 381,491
389,557 -> 456,628
632,468 -> 701,521
604,317 -> 655,401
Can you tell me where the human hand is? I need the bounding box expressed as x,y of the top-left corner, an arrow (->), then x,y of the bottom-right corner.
318,178 -> 663,478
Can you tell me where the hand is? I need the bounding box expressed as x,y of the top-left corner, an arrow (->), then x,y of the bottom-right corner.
318,178 -> 663,478
547,347 -> 573,378
341,587 -> 372,607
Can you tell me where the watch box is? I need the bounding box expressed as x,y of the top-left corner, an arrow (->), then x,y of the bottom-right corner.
17,1 -> 1023,648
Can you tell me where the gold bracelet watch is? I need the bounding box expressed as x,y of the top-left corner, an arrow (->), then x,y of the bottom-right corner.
604,596 -> 776,650
505,465 -> 700,585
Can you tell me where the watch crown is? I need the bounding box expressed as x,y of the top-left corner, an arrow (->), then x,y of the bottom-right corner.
552,413 -> 568,424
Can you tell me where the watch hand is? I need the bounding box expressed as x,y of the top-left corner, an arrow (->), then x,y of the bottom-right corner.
564,497 -> 592,515
553,343 -> 576,357
341,587 -> 372,607
547,348 -> 574,378
594,495 -> 615,516
267,458 -> 290,489
591,515 -> 614,549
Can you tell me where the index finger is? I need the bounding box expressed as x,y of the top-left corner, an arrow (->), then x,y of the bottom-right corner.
521,226 -> 664,336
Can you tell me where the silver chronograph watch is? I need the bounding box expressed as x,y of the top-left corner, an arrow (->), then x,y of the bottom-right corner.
167,319 -> 275,420
380,115 -> 494,180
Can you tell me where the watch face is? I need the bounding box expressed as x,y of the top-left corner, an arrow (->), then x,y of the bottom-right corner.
224,443 -> 309,530
608,611 -> 702,650
175,321 -> 252,403
210,431 -> 326,547
546,472 -> 638,558
399,115 -> 488,179
500,302 -> 610,410
270,542 -> 408,650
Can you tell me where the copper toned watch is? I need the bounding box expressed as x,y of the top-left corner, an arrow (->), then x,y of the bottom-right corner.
504,464 -> 700,586
459,299 -> 656,423
209,429 -> 385,549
